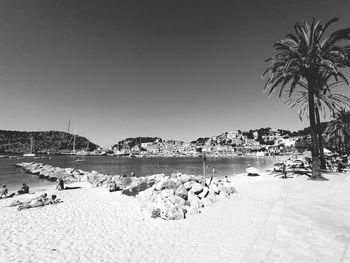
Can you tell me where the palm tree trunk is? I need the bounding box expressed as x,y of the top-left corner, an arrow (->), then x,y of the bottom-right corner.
315,108 -> 326,169
307,82 -> 321,178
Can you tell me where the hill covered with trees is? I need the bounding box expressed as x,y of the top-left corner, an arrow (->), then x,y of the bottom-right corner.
0,130 -> 99,154
113,137 -> 162,149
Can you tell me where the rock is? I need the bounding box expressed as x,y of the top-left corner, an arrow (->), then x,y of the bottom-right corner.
90,170 -> 99,176
201,196 -> 215,207
219,191 -> 227,198
186,205 -> 199,215
184,182 -> 192,190
190,183 -> 203,194
72,171 -> 82,178
80,174 -> 89,182
179,174 -> 191,183
160,179 -> 178,190
172,196 -> 186,206
116,177 -> 132,190
162,205 -> 185,220
149,173 -> 165,181
31,168 -> 43,174
192,175 -> 204,183
161,189 -> 174,198
207,194 -> 218,204
198,187 -> 209,199
151,208 -> 161,218
65,168 -> 74,174
188,194 -> 200,206
210,177 -> 219,185
154,181 -> 163,191
209,183 -> 220,194
175,185 -> 188,200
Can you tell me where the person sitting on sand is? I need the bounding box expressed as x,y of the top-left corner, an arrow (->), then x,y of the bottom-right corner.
108,181 -> 117,192
18,183 -> 29,194
56,179 -> 65,191
17,195 -> 61,211
0,184 -> 8,198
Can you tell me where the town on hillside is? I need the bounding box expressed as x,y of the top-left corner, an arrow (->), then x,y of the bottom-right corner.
111,128 -> 302,158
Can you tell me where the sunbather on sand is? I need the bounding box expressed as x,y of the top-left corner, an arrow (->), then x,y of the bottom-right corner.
9,193 -> 48,207
18,195 -> 62,211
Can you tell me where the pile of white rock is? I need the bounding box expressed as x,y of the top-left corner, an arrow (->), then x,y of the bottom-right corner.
16,162 -> 117,186
134,173 -> 237,220
17,162 -> 237,220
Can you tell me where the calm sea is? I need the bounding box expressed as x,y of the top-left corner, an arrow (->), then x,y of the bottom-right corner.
0,155 -> 275,191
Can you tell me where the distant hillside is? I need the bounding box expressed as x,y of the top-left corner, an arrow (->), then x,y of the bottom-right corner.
0,130 -> 99,154
113,137 -> 162,149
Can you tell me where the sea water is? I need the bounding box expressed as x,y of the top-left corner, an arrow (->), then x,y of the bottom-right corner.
0,155 -> 276,191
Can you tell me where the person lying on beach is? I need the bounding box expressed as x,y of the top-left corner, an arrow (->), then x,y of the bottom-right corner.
18,195 -> 62,211
9,193 -> 48,207
17,183 -> 29,194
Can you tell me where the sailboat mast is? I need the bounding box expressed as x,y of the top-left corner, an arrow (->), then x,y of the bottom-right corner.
30,137 -> 34,153
73,128 -> 76,153
67,120 -> 71,134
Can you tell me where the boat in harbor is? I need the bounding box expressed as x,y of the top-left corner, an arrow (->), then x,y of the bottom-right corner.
76,141 -> 90,156
23,137 -> 35,157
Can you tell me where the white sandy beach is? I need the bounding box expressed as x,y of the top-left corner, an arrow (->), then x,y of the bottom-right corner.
1,172 -> 350,263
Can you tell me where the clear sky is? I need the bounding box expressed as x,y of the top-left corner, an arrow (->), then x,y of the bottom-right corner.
1,0 -> 350,147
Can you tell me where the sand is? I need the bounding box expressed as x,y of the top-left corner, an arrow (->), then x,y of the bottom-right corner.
1,172 -> 349,263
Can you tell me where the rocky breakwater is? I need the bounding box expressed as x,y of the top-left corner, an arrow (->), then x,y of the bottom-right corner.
16,162 -> 118,186
131,173 -> 237,220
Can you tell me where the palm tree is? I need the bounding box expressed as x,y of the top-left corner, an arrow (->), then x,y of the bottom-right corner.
285,80 -> 350,168
325,109 -> 350,153
263,18 -> 350,178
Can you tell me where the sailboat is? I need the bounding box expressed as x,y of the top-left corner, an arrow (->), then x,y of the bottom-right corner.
58,121 -> 75,155
75,141 -> 88,161
23,137 -> 35,157
76,141 -> 89,156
